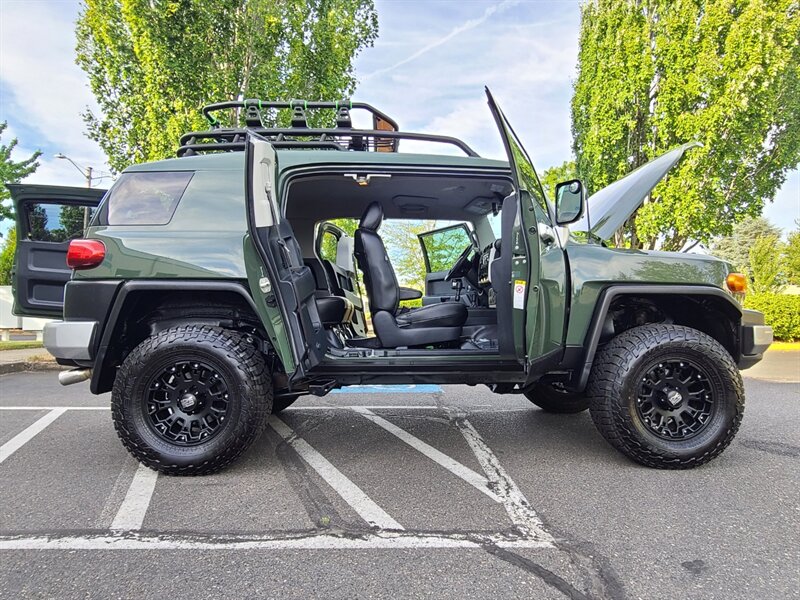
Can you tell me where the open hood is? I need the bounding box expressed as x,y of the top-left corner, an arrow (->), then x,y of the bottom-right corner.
570,141 -> 701,241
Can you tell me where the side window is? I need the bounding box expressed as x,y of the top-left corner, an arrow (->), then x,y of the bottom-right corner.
419,224 -> 473,273
26,203 -> 97,242
318,229 -> 340,263
102,171 -> 193,226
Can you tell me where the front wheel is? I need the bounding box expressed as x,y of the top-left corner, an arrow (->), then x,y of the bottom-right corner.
112,325 -> 272,475
587,324 -> 744,469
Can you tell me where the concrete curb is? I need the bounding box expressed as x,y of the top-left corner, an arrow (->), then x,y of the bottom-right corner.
0,362 -> 63,375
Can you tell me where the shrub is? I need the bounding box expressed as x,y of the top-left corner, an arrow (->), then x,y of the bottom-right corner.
399,297 -> 423,309
744,293 -> 800,342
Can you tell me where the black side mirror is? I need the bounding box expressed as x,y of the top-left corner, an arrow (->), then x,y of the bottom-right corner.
554,179 -> 585,225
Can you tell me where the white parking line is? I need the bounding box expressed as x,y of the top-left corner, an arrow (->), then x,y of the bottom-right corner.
351,406 -> 501,503
0,405 -> 440,411
110,464 -> 159,531
0,406 -> 110,410
287,405 -> 442,411
0,408 -> 67,464
0,531 -> 553,550
270,416 -> 403,531
455,416 -> 552,542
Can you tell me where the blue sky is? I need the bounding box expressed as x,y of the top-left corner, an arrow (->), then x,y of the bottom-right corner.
1,0 -> 797,234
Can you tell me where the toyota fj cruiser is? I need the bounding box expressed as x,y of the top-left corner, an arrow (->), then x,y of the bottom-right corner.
9,90 -> 772,475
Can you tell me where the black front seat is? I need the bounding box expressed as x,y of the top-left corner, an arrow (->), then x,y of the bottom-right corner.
354,202 -> 467,348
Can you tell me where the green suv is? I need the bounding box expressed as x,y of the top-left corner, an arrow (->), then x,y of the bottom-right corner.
9,90 -> 772,474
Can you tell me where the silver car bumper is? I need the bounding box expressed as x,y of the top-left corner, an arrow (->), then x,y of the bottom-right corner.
43,321 -> 98,361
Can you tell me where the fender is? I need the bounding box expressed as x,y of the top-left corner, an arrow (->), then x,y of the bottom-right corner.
90,280 -> 259,394
572,284 -> 742,392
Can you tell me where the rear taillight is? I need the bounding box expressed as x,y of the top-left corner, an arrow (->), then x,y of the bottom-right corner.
66,239 -> 106,269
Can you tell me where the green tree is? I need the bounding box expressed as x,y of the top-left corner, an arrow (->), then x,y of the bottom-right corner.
540,161 -> 577,199
749,234 -> 784,294
711,216 -> 781,273
0,227 -> 16,285
572,0 -> 800,250
319,218 -> 358,264
0,122 -> 41,228
784,222 -> 800,285
76,0 -> 379,172
381,220 -> 436,291
28,205 -> 50,242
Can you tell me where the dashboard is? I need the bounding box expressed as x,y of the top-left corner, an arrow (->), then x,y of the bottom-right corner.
477,240 -> 499,286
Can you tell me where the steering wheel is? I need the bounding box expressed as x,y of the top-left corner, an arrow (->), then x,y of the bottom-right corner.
444,246 -> 473,282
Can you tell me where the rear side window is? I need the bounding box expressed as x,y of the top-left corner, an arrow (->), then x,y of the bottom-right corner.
26,203 -> 97,242
104,171 -> 193,225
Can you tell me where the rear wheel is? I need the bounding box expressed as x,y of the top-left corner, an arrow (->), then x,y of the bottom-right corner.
112,325 -> 272,475
587,324 -> 744,469
525,381 -> 590,414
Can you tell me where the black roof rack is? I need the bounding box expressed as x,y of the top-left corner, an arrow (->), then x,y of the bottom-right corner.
176,99 -> 479,158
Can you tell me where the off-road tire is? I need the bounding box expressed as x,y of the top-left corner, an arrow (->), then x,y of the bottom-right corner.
587,324 -> 744,469
525,382 -> 590,413
112,325 -> 272,475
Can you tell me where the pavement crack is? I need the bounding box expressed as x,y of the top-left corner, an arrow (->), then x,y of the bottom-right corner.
483,543 -> 593,600
550,536 -> 629,600
269,428 -> 358,533
739,439 -> 800,458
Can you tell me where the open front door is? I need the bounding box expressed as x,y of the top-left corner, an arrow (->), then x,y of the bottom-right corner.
245,133 -> 327,380
417,223 -> 476,305
485,89 -> 568,368
9,184 -> 106,318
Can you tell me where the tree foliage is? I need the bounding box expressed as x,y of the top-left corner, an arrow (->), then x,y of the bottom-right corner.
0,227 -> 16,285
711,216 -> 781,272
572,0 -> 800,250
0,122 -> 41,227
540,161 -> 577,199
748,234 -> 784,294
785,227 -> 800,286
381,220 -> 437,292
76,0 -> 379,172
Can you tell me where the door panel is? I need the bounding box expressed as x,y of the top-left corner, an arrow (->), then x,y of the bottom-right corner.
245,134 -> 327,379
315,221 -> 367,336
9,184 -> 106,318
423,271 -> 452,302
485,88 -> 568,365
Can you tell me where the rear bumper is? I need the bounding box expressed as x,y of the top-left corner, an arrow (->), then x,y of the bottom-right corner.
738,309 -> 773,369
43,321 -> 97,361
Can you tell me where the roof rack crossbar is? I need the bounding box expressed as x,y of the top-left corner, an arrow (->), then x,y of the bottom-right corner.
202,99 -> 398,131
177,128 -> 479,157
178,140 -> 345,156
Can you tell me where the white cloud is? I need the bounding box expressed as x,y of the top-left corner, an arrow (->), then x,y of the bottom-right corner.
0,1 -> 108,175
362,0 -> 520,80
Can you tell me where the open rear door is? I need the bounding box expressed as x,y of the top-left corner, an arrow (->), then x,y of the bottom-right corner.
8,184 -> 106,318
245,133 -> 328,380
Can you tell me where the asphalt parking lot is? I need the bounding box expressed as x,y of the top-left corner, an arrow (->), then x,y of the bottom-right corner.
1,362 -> 798,600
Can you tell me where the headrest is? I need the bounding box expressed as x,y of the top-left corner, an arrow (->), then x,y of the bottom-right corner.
359,202 -> 383,231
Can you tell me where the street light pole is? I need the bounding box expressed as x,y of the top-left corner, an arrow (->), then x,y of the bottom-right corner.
55,154 -> 100,230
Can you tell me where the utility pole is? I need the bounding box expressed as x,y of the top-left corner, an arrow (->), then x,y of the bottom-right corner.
54,154 -> 108,231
